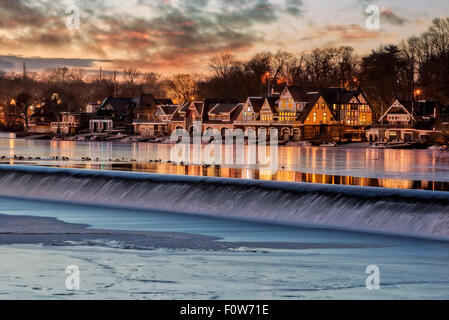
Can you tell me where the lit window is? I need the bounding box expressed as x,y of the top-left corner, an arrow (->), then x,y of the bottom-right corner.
313,113 -> 317,123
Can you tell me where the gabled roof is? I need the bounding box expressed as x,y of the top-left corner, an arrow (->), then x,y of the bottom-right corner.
100,97 -> 136,115
379,100 -> 414,123
263,97 -> 279,114
178,101 -> 191,113
209,103 -> 241,115
205,103 -> 244,124
297,94 -> 322,122
247,97 -> 264,113
284,86 -> 372,111
185,101 -> 204,119
231,103 -> 244,122
319,88 -> 358,105
134,94 -> 173,111
202,98 -> 240,122
193,101 -> 205,116
285,86 -> 314,102
135,94 -> 155,110
159,105 -> 179,116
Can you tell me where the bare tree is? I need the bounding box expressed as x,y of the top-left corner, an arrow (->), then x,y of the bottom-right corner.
270,51 -> 293,90
123,67 -> 142,97
142,72 -> 167,97
209,53 -> 236,79
15,92 -> 33,129
68,68 -> 86,82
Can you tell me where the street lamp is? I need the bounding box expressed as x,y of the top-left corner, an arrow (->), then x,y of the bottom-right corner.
412,89 -> 422,123
415,89 -> 422,101
265,72 -> 271,96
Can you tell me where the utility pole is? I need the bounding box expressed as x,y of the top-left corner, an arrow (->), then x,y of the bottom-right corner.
381,102 -> 383,124
22,62 -> 27,79
113,70 -> 117,98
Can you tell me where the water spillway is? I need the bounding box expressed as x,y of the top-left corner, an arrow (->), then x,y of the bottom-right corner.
0,165 -> 448,240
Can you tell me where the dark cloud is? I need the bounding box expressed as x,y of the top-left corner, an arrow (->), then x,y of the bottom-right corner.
358,2 -> 407,27
0,0 -> 304,72
286,0 -> 303,17
0,55 -> 110,70
381,7 -> 407,26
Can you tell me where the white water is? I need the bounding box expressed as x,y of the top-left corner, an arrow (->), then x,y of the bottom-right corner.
0,165 -> 448,240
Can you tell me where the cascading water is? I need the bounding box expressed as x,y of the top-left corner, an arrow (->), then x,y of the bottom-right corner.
0,165 -> 448,240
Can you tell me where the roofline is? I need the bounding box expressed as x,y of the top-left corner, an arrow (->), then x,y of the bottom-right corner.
379,99 -> 415,122
208,103 -> 241,116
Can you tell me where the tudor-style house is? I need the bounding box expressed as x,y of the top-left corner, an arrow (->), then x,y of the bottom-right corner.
233,86 -> 374,142
298,94 -> 341,140
366,100 -> 441,142
278,86 -> 374,141
278,87 -> 307,124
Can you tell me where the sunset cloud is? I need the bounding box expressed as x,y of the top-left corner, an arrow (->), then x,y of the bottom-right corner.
0,0 -> 445,74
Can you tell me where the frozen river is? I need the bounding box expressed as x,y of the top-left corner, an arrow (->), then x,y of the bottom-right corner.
1,138 -> 449,190
0,197 -> 449,300
0,138 -> 448,300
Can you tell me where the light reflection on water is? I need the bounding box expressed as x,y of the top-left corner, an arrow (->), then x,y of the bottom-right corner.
2,138 -> 449,191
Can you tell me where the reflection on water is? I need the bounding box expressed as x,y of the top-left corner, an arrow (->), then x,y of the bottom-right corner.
2,138 -> 449,191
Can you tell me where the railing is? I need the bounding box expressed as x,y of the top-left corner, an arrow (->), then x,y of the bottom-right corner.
369,124 -> 414,129
234,121 -> 301,126
51,122 -> 79,128
132,119 -> 167,125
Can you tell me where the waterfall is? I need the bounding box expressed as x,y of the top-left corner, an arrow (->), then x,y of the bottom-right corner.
0,165 -> 448,240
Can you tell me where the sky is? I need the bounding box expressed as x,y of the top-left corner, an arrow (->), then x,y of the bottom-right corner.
0,0 -> 448,75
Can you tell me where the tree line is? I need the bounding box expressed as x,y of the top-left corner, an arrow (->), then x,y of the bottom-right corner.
1,18 -> 448,131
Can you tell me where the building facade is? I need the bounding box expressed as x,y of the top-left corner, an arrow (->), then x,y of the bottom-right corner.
366,100 -> 439,142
